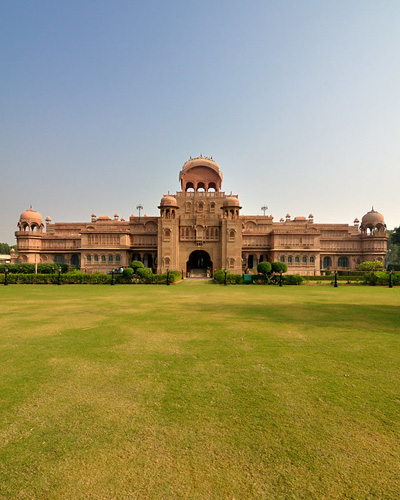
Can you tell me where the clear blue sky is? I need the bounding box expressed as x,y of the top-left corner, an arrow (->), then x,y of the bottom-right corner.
1,0 -> 400,244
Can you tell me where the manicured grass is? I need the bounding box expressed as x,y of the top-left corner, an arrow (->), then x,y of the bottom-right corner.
0,283 -> 399,499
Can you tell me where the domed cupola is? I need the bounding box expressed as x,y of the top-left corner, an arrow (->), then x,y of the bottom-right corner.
223,196 -> 241,208
159,195 -> 178,208
179,155 -> 223,192
158,194 -> 178,219
360,207 -> 386,235
18,207 -> 44,232
222,195 -> 241,219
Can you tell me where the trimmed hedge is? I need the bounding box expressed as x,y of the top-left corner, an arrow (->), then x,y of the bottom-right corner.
0,270 -> 182,285
0,272 -> 111,284
214,269 -> 243,284
305,275 -> 364,282
0,263 -> 69,274
214,270 -> 303,285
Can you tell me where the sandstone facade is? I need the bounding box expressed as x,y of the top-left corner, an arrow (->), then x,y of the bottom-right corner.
13,157 -> 388,275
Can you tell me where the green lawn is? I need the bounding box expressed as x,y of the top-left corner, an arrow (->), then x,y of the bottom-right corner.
0,282 -> 399,499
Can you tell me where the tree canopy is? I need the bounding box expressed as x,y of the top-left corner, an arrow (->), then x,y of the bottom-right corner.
271,262 -> 288,273
0,243 -> 17,254
358,260 -> 384,272
391,226 -> 400,246
257,262 -> 271,275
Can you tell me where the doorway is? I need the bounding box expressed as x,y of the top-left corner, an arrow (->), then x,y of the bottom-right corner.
187,250 -> 212,277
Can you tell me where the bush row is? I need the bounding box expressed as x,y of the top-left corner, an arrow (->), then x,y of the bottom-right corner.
121,267 -> 181,284
214,269 -> 243,284
0,263 -> 69,274
305,275 -> 364,282
214,270 -> 304,285
0,269 -> 182,285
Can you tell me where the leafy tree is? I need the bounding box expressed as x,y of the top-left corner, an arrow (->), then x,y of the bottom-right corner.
0,243 -> 18,254
271,262 -> 288,273
391,226 -> 400,246
0,243 -> 10,254
257,262 -> 271,275
130,260 -> 144,272
358,260 -> 384,272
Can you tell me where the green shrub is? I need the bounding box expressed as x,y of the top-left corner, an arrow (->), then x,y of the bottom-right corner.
257,262 -> 271,275
283,274 -> 304,285
214,269 -> 225,283
123,267 -> 134,278
251,274 -> 269,285
130,261 -> 144,272
213,269 -> 243,284
136,267 -> 152,280
359,260 -> 384,272
271,262 -> 288,273
363,271 -> 400,286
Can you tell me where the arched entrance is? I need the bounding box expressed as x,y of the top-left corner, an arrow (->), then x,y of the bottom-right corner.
187,250 -> 212,278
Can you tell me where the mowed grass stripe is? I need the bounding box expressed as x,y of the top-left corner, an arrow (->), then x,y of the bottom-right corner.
0,284 -> 399,499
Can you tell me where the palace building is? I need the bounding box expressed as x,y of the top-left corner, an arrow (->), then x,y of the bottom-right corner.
13,156 -> 388,276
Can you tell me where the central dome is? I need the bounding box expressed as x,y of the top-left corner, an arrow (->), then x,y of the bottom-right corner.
179,155 -> 223,192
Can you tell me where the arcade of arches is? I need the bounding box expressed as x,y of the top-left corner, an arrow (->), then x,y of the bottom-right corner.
13,156 -> 388,275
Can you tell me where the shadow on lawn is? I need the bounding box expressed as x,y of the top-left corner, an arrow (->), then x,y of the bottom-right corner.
205,301 -> 400,335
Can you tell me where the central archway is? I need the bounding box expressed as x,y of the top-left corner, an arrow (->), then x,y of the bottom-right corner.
187,250 -> 212,277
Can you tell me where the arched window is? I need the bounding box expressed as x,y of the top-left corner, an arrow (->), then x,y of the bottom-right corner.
280,256 -> 285,263
310,256 -> 315,264
101,255 -> 106,262
229,230 -> 235,241
116,254 -> 121,262
302,256 -> 307,263
323,256 -> 332,269
198,202 -> 204,213
338,256 -> 349,268
288,256 -> 293,264
295,256 -> 300,263
209,202 -> 215,213
94,255 -> 99,262
108,255 -> 113,262
165,257 -> 170,266
164,229 -> 171,241
87,255 -> 91,262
